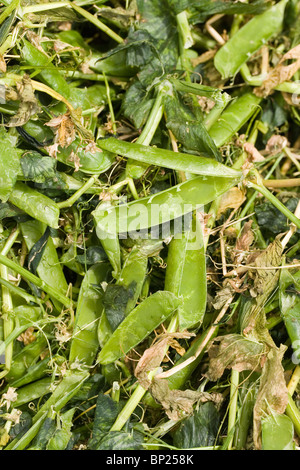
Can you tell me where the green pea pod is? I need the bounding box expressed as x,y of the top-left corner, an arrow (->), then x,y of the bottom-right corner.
0,128 -> 20,202
20,220 -> 69,311
9,182 -> 60,229
214,0 -> 289,78
97,291 -> 181,365
208,93 -> 261,148
97,138 -> 242,179
14,305 -> 42,326
165,214 -> 206,331
21,39 -> 70,98
93,174 -> 242,237
98,245 -> 148,347
279,267 -> 300,360
33,371 -> 89,424
14,377 -> 53,407
69,263 -> 111,366
9,357 -> 50,389
5,333 -> 47,382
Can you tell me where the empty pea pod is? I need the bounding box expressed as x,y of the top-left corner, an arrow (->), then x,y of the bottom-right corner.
9,182 -> 60,229
20,220 -> 69,311
97,244 -> 149,347
97,291 -> 181,365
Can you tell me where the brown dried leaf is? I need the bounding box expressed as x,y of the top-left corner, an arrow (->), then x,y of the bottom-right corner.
45,112 -> 76,148
254,44 -> 300,97
253,344 -> 289,449
150,378 -> 222,421
6,75 -> 40,127
265,135 -> 289,154
135,331 -> 194,390
243,142 -> 265,162
205,333 -> 265,381
234,220 -> 254,264
17,327 -> 36,345
217,187 -> 246,218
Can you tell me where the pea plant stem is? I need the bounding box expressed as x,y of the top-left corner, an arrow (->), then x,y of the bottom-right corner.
227,369 -> 240,450
57,175 -> 99,209
110,314 -> 179,432
0,253 -> 73,309
245,180 -> 300,230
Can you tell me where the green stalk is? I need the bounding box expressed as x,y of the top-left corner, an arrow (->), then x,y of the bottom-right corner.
0,226 -> 20,376
70,2 -> 124,44
0,0 -> 19,24
110,314 -> 179,431
227,369 -> 240,450
0,253 -> 73,309
285,393 -> 300,438
57,175 -> 99,209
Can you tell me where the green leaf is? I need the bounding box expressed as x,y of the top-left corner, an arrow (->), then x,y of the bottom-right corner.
46,409 -> 76,451
164,92 -> 221,160
20,151 -> 57,183
261,412 -> 295,450
173,402 -> 220,449
97,291 -> 181,365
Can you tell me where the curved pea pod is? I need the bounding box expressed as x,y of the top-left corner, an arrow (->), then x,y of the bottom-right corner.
21,39 -> 70,98
5,333 -> 48,382
9,182 -> 60,229
13,377 -> 53,407
208,93 -> 261,148
214,0 -> 289,79
165,214 -> 206,331
279,267 -> 300,361
20,220 -> 68,311
69,263 -> 111,366
97,291 -> 181,365
97,246 -> 148,347
97,138 -> 242,179
93,174 -> 242,237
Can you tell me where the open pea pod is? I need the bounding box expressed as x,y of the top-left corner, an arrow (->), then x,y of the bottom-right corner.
93,174 -> 242,237
97,291 -> 180,365
9,182 -> 60,229
165,213 -> 206,331
20,220 -> 68,311
69,263 -> 111,366
279,267 -> 300,360
97,138 -> 242,179
214,0 -> 289,79
21,39 -> 70,98
98,244 -> 149,347
208,93 -> 262,148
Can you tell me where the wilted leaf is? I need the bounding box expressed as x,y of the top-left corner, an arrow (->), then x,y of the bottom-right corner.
135,331 -> 195,389
45,112 -> 76,149
217,187 -> 246,218
6,75 -> 40,127
255,44 -> 300,97
206,334 -> 265,382
150,378 -> 220,421
253,345 -> 289,449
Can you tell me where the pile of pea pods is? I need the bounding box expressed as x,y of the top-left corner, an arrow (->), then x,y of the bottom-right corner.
0,0 -> 299,451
